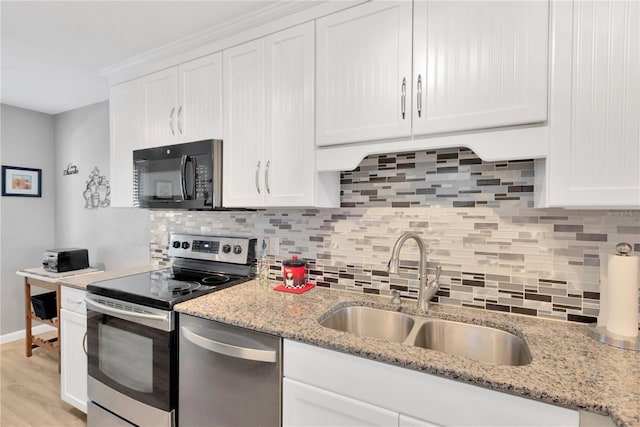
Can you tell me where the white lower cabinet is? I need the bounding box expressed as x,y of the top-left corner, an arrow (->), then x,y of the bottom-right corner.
398,414 -> 440,427
284,378 -> 399,426
283,340 -> 579,427
60,287 -> 87,413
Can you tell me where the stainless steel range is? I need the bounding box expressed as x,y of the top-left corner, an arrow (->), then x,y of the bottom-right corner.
85,234 -> 256,427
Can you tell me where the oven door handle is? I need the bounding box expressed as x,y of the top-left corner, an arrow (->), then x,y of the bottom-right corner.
85,298 -> 169,322
181,326 -> 277,363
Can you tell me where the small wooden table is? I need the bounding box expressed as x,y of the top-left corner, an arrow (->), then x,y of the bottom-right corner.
22,275 -> 61,371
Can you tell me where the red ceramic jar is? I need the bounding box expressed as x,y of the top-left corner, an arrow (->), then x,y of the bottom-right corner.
282,255 -> 306,288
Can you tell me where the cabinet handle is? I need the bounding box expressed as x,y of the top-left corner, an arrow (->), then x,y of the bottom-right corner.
401,77 -> 407,119
82,332 -> 88,356
177,105 -> 183,135
169,107 -> 176,135
265,160 -> 271,195
255,161 -> 261,194
417,74 -> 422,118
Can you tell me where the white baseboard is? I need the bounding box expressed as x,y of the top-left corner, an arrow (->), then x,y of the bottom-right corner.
0,324 -> 57,345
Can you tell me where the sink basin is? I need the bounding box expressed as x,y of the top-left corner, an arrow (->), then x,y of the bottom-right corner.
411,319 -> 532,366
319,306 -> 415,343
319,305 -> 532,366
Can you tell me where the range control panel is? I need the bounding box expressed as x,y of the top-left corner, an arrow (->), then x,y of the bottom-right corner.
168,234 -> 256,264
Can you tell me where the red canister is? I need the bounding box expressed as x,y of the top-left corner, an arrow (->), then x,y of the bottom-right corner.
282,255 -> 306,289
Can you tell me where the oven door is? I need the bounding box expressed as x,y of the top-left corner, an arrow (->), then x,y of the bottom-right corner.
85,295 -> 175,425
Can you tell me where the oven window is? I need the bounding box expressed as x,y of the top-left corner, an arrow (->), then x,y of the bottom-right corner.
99,323 -> 153,393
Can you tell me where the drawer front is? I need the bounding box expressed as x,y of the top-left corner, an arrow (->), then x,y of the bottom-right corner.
61,286 -> 86,313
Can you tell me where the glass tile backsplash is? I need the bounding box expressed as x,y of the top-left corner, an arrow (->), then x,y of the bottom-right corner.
149,148 -> 640,324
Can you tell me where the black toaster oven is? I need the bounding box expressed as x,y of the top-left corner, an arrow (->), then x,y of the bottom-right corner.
42,248 -> 89,273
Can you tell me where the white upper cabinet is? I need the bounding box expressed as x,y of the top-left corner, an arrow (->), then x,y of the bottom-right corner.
316,0 -> 549,147
109,79 -> 143,208
223,39 -> 266,207
264,23 -> 318,206
412,0 -> 549,135
143,53 -> 222,147
178,54 -> 223,143
316,2 -> 413,146
224,23 -> 339,208
142,67 -> 178,147
546,0 -> 640,208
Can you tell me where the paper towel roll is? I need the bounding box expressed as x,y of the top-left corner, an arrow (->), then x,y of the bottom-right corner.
606,252 -> 639,337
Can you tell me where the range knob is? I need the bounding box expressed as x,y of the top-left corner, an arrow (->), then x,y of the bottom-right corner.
233,245 -> 243,255
172,241 -> 181,249
222,244 -> 231,254
181,241 -> 190,250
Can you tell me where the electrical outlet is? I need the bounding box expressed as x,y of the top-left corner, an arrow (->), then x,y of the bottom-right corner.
268,237 -> 280,256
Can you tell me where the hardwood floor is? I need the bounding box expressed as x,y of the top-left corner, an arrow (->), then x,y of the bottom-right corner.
1,338 -> 86,426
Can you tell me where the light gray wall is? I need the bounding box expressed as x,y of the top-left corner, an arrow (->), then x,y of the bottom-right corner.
1,104 -> 55,335
53,101 -> 149,270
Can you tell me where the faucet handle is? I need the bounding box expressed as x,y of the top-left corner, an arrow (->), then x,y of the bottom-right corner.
429,265 -> 442,288
390,289 -> 401,304
434,265 -> 442,281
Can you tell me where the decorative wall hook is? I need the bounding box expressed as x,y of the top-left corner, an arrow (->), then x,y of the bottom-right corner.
63,163 -> 79,176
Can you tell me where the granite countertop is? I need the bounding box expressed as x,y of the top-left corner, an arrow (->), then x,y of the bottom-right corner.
175,280 -> 640,427
58,264 -> 161,289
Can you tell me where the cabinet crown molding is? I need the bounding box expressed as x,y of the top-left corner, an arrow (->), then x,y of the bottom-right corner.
100,1 -> 361,86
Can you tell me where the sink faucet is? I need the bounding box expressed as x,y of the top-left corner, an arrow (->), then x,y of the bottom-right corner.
387,232 -> 441,312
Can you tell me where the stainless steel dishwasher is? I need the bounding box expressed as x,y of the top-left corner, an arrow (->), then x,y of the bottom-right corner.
178,313 -> 282,426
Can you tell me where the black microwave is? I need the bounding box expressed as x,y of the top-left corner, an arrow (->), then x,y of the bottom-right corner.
133,140 -> 222,210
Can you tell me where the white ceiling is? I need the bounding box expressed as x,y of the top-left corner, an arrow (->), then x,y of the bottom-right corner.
1,1 -> 277,115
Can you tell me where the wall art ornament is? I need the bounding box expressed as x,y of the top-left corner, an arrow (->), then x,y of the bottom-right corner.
1,165 -> 42,197
83,167 -> 110,209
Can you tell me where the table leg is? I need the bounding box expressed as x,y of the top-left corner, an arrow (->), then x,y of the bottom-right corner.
25,278 -> 32,357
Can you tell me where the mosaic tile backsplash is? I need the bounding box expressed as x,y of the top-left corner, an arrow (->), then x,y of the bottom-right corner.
149,148 -> 640,324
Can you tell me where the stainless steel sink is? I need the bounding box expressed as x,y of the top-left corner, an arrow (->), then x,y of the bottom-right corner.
411,319 -> 532,366
319,306 -> 415,343
319,305 -> 532,366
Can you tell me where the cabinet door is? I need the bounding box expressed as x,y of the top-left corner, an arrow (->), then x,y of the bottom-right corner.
264,22 -> 315,206
548,0 -> 640,207
109,79 -> 143,207
398,414 -> 441,427
283,378 -> 399,427
223,39 -> 265,207
177,52 -> 223,143
143,67 -> 178,147
60,308 -> 87,413
413,1 -> 549,135
316,1 -> 413,146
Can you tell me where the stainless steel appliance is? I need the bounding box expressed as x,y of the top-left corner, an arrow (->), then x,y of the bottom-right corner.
133,139 -> 222,210
179,314 -> 282,427
42,248 -> 89,272
85,234 -> 256,427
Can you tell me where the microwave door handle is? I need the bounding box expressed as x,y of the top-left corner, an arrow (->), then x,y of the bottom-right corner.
180,155 -> 188,200
191,157 -> 197,200
181,326 -> 277,363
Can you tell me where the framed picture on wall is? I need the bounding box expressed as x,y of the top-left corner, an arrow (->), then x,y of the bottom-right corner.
2,165 -> 42,197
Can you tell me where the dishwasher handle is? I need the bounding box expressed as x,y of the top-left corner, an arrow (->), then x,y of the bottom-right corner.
181,326 -> 277,363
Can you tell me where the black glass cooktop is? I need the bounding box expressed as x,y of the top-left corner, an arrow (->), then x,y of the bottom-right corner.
87,268 -> 251,310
